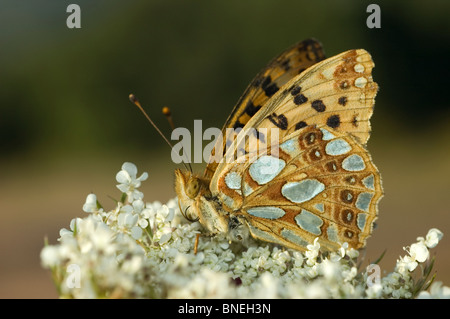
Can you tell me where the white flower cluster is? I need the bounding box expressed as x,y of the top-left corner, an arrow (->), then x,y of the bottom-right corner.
41,162 -> 449,299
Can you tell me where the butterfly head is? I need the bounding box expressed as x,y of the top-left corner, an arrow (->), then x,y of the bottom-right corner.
174,169 -> 207,222
175,169 -> 232,237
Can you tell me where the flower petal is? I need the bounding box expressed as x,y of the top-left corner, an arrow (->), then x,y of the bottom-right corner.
116,170 -> 131,184
83,194 -> 97,213
132,199 -> 145,212
410,243 -> 429,263
131,226 -> 143,240
138,172 -> 149,182
425,228 -> 443,248
122,162 -> 138,177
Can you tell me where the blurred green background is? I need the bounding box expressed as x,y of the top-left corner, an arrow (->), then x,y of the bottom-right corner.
1,0 -> 449,298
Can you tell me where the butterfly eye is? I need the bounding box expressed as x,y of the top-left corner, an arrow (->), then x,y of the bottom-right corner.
186,178 -> 201,199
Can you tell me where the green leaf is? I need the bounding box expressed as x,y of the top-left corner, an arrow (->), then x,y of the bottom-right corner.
120,192 -> 127,204
412,256 -> 436,297
96,199 -> 103,210
70,218 -> 79,237
373,249 -> 387,265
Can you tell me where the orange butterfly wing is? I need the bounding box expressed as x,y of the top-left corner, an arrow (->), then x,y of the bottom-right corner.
204,39 -> 325,178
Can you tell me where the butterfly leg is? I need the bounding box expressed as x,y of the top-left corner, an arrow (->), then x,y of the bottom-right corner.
193,231 -> 216,255
194,233 -> 200,255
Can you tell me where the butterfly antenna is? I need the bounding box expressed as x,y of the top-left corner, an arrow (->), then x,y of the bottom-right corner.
162,106 -> 175,131
161,105 -> 193,173
129,94 -> 191,172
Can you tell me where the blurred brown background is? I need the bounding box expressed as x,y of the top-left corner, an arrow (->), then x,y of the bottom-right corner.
0,0 -> 449,298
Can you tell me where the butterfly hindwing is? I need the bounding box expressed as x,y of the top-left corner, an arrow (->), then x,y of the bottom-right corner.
213,126 -> 382,251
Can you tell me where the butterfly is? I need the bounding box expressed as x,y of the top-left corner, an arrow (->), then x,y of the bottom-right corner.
175,38 -> 383,252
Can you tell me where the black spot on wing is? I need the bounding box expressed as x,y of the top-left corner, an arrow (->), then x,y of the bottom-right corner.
290,85 -> 301,96
327,115 -> 340,128
311,100 -> 326,112
280,59 -> 291,71
295,121 -> 307,130
303,38 -> 325,62
233,121 -> 245,130
255,129 -> 266,143
293,94 -> 308,105
244,101 -> 261,117
267,113 -> 288,130
340,80 -> 350,90
261,76 -> 279,98
338,96 -> 348,106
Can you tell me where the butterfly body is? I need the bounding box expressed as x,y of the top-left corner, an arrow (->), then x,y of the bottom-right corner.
175,39 -> 383,252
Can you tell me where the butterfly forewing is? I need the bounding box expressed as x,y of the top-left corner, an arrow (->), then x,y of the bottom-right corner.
214,49 -> 378,173
270,49 -> 377,145
205,39 -> 326,178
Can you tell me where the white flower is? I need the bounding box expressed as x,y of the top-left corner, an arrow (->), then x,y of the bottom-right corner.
321,259 -> 340,280
292,251 -> 304,267
366,283 -> 383,299
82,194 -> 98,213
424,228 -> 443,249
131,226 -> 143,240
40,162 -> 450,299
158,229 -> 173,245
40,245 -> 61,267
59,217 -> 83,239
172,268 -> 234,298
408,242 -> 429,263
253,272 -> 279,298
306,237 -> 320,252
122,255 -> 143,274
131,199 -> 151,228
116,162 -> 148,201
88,222 -> 115,254
343,266 -> 357,282
305,238 -> 320,266
396,255 -> 418,273
397,241 -> 430,275
118,209 -> 138,230
305,264 -> 320,278
339,242 -> 349,258
302,281 -> 329,298
77,216 -> 115,255
417,281 -> 450,299
384,272 -> 402,288
346,248 -> 359,259
156,204 -> 175,224
392,286 -> 412,299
